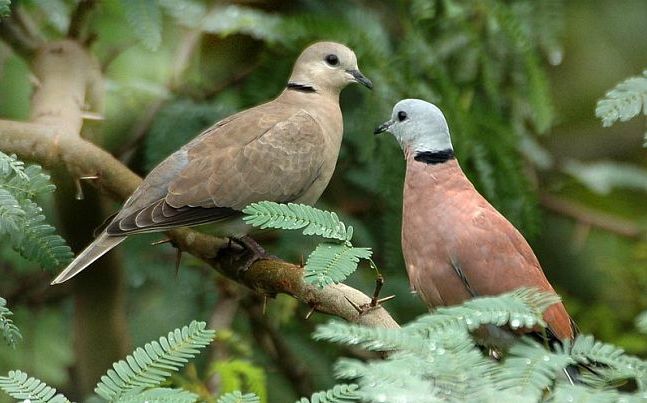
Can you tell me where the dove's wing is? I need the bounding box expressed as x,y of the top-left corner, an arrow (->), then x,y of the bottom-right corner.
106,108 -> 326,235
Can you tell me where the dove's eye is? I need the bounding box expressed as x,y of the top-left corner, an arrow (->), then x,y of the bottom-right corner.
325,54 -> 339,66
397,111 -> 407,122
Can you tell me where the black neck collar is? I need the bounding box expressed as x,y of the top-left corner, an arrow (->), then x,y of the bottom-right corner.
286,82 -> 316,93
414,149 -> 455,165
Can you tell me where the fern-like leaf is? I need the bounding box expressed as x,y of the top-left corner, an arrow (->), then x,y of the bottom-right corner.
217,391 -> 260,403
408,288 -> 561,334
0,152 -> 73,270
210,359 -> 267,402
0,0 -> 10,18
15,200 -> 73,270
314,321 -> 420,352
304,243 -> 372,288
95,320 -> 215,401
549,382 -> 621,403
596,70 -> 647,127
120,0 -> 162,51
0,188 -> 24,235
0,297 -> 21,348
295,383 -> 360,403
0,370 -> 70,403
243,202 -> 352,241
492,339 -> 574,399
0,152 -> 26,179
561,335 -> 647,389
116,387 -> 199,402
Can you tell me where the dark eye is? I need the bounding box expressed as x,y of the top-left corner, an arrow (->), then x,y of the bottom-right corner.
397,111 -> 407,121
325,54 -> 339,66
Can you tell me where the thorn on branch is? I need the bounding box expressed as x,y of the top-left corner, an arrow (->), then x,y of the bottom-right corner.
175,247 -> 183,277
74,174 -> 100,200
305,304 -> 316,320
151,237 -> 172,246
344,296 -> 363,314
81,111 -> 104,121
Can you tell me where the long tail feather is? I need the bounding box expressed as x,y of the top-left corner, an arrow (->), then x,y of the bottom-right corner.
51,232 -> 126,284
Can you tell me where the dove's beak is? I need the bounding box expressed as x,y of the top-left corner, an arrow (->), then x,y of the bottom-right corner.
374,119 -> 394,135
347,69 -> 373,89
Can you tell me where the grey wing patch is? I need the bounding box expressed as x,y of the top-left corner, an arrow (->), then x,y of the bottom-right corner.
106,199 -> 238,235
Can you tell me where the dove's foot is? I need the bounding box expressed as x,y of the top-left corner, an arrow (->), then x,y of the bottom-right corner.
228,236 -> 276,278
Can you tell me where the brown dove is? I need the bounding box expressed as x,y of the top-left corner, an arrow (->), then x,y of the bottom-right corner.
374,99 -> 574,341
51,41 -> 373,284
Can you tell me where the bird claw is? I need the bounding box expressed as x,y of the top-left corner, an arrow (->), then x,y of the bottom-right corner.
228,236 -> 275,278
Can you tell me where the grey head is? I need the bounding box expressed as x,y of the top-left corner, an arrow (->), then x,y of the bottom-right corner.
374,99 -> 453,156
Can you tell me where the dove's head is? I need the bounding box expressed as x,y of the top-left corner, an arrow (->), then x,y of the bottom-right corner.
288,42 -> 373,95
374,99 -> 453,156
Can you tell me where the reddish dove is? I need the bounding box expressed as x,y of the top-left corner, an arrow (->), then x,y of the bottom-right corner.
51,41 -> 373,284
374,99 -> 574,341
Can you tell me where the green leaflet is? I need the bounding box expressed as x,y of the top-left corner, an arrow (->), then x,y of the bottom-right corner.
0,152 -> 72,270
243,202 -> 352,241
243,202 -> 373,288
0,297 -> 21,348
217,391 -> 261,403
596,71 -> 647,127
116,387 -> 199,402
304,243 -> 372,289
295,384 -> 360,403
313,289 -> 647,402
596,70 -> 647,146
210,359 -> 267,403
491,339 -> 575,400
0,370 -> 70,403
0,0 -> 10,18
94,320 -> 215,401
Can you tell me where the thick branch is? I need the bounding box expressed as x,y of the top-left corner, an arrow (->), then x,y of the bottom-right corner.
0,120 -> 399,329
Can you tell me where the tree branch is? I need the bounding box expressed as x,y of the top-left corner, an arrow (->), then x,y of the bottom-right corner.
67,0 -> 98,41
0,120 -> 399,329
540,193 -> 645,239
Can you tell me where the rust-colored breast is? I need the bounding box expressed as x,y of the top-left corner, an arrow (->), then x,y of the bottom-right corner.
402,157 -> 573,340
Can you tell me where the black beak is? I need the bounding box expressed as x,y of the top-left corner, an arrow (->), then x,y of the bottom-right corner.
347,69 -> 373,89
374,119 -> 394,135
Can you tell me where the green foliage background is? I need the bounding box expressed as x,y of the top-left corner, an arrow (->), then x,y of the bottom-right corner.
0,0 -> 646,401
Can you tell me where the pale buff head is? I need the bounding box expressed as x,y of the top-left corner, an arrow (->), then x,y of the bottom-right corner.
288,41 -> 373,95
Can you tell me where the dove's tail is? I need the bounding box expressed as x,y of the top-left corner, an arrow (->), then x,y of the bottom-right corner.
51,231 -> 126,285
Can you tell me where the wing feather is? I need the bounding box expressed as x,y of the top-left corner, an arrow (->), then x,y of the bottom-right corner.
106,107 -> 326,236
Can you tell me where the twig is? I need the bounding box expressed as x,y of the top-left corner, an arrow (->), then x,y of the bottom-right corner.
242,293 -> 314,397
0,119 -> 400,329
67,0 -> 98,41
540,194 -> 644,239
0,18 -> 39,59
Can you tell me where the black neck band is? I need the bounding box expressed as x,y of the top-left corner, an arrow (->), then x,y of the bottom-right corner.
414,149 -> 455,165
286,82 -> 316,93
